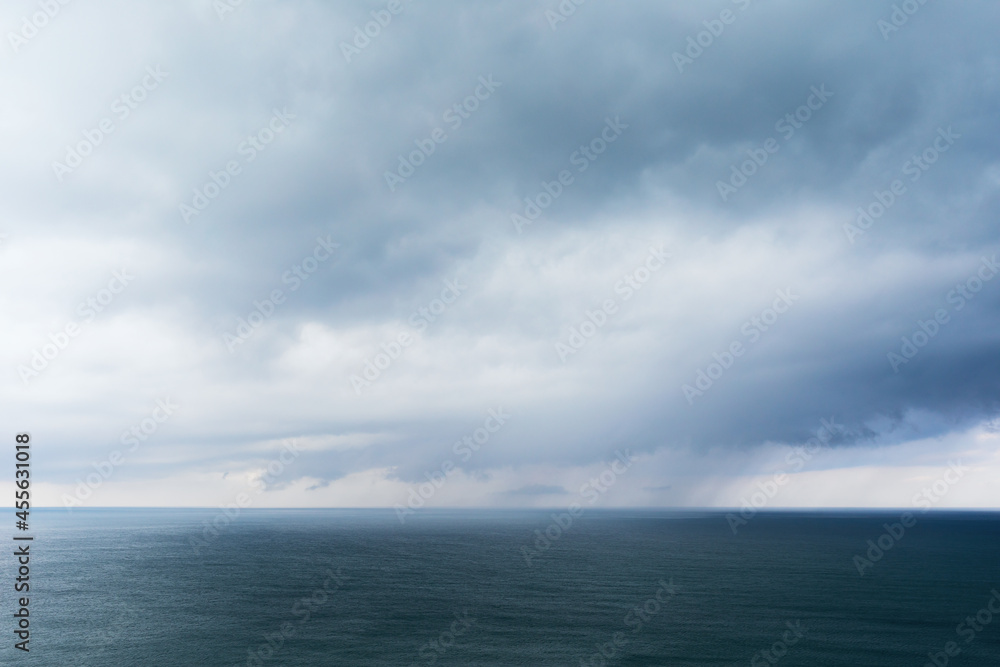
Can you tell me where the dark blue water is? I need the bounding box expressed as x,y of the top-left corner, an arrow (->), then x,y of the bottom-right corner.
1,509 -> 997,665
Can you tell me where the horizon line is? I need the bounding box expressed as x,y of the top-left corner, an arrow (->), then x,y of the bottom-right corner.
27,506 -> 1000,512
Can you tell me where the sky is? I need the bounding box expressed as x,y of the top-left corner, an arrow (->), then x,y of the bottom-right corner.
1,0 -> 999,510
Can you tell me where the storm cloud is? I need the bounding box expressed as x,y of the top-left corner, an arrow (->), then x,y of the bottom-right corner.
2,0 -> 998,508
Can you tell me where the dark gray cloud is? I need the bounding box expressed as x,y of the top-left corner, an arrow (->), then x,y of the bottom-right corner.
2,0 -> 999,506
502,485 -> 567,497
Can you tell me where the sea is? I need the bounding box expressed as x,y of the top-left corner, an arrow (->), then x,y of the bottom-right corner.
0,509 -> 997,666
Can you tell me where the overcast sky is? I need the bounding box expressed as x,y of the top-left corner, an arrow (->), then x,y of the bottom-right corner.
2,0 -> 999,510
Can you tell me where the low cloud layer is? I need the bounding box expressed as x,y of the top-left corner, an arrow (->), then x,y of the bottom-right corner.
1,0 -> 998,508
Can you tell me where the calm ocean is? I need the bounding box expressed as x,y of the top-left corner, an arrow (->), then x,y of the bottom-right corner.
1,509 -> 997,665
